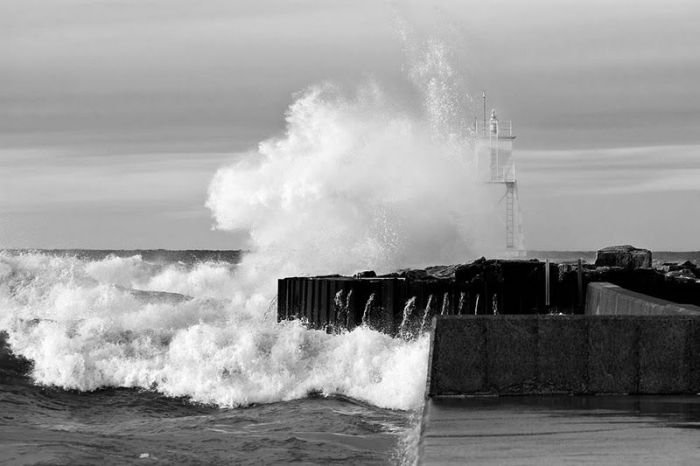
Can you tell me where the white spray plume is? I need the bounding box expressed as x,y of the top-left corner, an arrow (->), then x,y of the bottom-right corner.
207,40 -> 495,289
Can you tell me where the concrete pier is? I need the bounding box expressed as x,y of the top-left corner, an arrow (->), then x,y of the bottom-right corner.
277,255 -> 700,333
427,315 -> 700,396
421,314 -> 700,463
586,282 -> 700,316
275,251 -> 700,463
420,396 -> 700,465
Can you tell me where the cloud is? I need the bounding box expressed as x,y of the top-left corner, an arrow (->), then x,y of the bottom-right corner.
0,147 -> 247,248
518,145 -> 700,195
0,148 -> 240,211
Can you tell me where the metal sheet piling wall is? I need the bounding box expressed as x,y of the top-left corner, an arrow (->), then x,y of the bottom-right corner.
278,277 -> 416,333
277,261 -> 561,335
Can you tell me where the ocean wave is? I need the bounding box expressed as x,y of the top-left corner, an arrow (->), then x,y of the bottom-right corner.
0,251 -> 429,411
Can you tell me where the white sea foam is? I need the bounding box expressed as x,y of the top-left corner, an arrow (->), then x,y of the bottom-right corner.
0,251 -> 429,410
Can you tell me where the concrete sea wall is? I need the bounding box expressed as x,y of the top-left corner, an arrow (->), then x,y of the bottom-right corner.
586,282 -> 700,316
428,315 -> 700,396
421,279 -> 700,463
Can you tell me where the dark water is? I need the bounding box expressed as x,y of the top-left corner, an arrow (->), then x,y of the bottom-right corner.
0,373 -> 414,465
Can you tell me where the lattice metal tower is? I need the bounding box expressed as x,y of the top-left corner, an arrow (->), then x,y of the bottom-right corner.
476,94 -> 524,251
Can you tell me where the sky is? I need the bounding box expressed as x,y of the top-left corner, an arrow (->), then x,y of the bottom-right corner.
1,0 -> 699,251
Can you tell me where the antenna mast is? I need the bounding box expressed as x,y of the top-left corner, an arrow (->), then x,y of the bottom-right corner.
482,91 -> 487,135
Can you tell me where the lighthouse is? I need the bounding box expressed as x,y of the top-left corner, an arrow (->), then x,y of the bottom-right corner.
476,95 -> 524,253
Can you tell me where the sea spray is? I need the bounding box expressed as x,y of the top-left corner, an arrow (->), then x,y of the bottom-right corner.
362,293 -> 376,326
419,294 -> 434,334
333,289 -> 345,331
343,289 -> 353,329
440,291 -> 450,316
205,42 -> 496,284
398,297 -> 417,340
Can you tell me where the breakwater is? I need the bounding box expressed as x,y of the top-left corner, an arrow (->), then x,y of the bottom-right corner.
278,260 -> 560,335
419,280 -> 700,464
419,276 -> 700,464
277,248 -> 700,334
275,246 -> 700,463
427,314 -> 700,396
424,278 -> 700,398
586,282 -> 700,316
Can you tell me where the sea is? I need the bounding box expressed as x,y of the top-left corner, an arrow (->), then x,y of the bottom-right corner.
2,249 -> 699,465
0,249 -> 426,465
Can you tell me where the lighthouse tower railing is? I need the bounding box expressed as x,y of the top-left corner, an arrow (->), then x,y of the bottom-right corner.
475,120 -> 513,138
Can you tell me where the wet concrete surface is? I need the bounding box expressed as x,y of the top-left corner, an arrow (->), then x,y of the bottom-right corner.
421,396 -> 700,465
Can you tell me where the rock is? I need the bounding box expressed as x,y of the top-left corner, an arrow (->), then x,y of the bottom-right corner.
680,260 -> 697,269
396,269 -> 429,280
665,270 -> 697,282
425,265 -> 460,279
595,245 -> 652,269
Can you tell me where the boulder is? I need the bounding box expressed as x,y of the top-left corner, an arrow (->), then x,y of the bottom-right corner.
353,270 -> 376,279
594,245 -> 652,269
